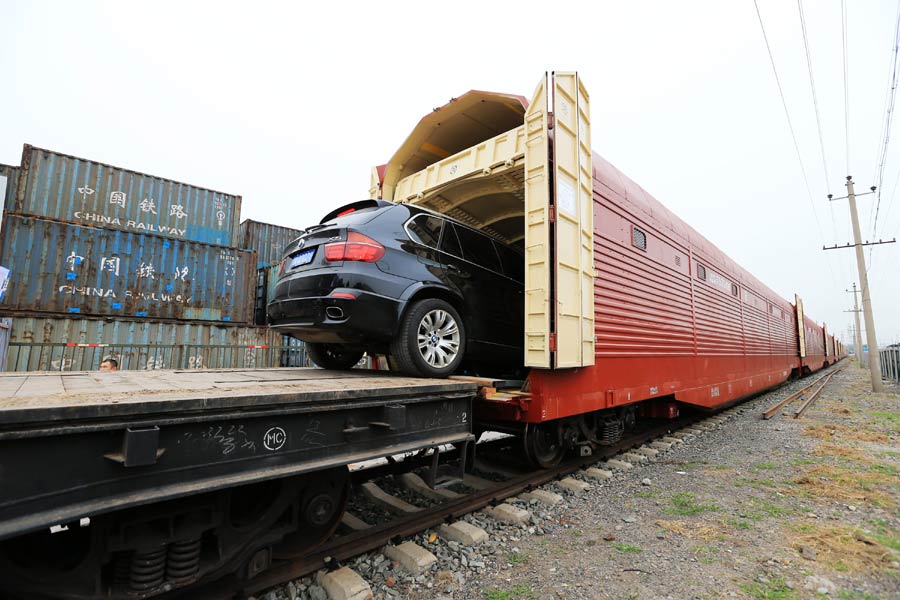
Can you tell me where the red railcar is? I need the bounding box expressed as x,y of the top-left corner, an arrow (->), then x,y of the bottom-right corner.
373,73 -> 841,465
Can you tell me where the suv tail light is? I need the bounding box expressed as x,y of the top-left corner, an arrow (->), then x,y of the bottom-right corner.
279,258 -> 288,275
325,232 -> 385,262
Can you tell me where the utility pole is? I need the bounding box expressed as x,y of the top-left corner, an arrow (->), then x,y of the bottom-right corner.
825,176 -> 896,393
845,283 -> 863,369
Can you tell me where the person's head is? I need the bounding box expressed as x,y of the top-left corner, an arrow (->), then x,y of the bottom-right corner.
99,356 -> 118,371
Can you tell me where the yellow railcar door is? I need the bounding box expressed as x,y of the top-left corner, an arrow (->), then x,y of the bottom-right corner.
523,72 -> 594,368
795,294 -> 807,359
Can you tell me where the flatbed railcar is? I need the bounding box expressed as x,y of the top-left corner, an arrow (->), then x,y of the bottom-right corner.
0,369 -> 475,599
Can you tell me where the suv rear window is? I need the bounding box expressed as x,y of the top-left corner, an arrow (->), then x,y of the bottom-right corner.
406,215 -> 443,248
454,224 -> 502,273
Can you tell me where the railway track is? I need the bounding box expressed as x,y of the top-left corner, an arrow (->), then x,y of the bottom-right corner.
172,366 -> 845,600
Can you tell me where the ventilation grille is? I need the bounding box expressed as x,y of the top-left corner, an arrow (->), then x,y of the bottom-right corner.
698,264 -> 707,280
632,227 -> 647,251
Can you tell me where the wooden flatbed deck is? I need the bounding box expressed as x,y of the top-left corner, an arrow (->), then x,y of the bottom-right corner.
0,368 -> 476,426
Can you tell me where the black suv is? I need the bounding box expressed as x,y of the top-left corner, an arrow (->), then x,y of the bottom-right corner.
267,200 -> 524,377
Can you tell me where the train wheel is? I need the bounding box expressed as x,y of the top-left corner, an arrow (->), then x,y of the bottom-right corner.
523,422 -> 565,468
272,466 -> 350,559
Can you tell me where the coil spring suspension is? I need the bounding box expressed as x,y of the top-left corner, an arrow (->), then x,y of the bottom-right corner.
166,538 -> 202,581
128,547 -> 166,592
111,551 -> 132,586
598,417 -> 624,445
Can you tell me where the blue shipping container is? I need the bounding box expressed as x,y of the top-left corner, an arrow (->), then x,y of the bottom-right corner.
239,219 -> 303,267
4,316 -> 280,371
0,213 -> 254,322
9,145 -> 241,247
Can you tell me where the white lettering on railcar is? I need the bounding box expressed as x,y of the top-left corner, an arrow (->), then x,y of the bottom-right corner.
711,386 -> 720,398
169,204 -> 188,219
263,427 -> 287,451
706,270 -> 732,295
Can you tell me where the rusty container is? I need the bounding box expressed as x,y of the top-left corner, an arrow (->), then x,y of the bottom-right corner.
0,213 -> 254,322
8,145 -> 241,247
238,219 -> 303,267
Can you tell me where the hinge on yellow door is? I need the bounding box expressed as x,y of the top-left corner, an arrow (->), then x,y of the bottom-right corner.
547,113 -> 554,130
549,333 -> 557,352
549,207 -> 555,223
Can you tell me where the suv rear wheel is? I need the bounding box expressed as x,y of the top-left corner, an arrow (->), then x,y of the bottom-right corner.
391,299 -> 465,377
307,343 -> 364,370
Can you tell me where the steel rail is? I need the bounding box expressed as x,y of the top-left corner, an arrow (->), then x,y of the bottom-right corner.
761,369 -> 838,419
793,367 -> 844,419
180,415 -> 703,600
176,364 -> 847,599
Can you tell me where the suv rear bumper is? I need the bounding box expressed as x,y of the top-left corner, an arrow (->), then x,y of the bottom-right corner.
268,290 -> 402,344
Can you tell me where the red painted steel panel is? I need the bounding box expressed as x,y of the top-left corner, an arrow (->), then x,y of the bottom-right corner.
487,151 -> 815,424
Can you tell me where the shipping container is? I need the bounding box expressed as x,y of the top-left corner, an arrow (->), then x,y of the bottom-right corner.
239,219 -> 303,267
4,316 -> 284,371
0,318 -> 10,371
8,145 -> 241,247
0,165 -> 17,231
254,264 -> 281,325
0,213 -> 255,322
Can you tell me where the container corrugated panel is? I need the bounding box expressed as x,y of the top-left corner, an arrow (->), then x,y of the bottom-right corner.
253,264 -> 282,325
4,317 -> 280,371
9,145 -> 241,247
0,213 -> 254,322
0,318 -> 10,371
0,165 -> 18,231
239,219 -> 303,267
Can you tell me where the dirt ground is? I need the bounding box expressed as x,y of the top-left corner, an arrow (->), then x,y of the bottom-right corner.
402,366 -> 900,600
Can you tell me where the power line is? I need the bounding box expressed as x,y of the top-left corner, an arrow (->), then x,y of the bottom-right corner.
752,0 -> 837,288
872,0 -> 900,244
797,0 -> 831,196
865,0 -> 900,274
872,2 -> 900,237
842,0 -> 850,175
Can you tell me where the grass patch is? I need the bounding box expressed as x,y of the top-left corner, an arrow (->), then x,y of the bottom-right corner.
613,543 -> 641,553
869,462 -> 899,476
837,591 -> 879,600
804,424 -> 890,444
751,462 -> 778,471
870,410 -> 900,429
739,576 -> 798,599
739,498 -> 792,521
484,584 -> 533,600
692,544 -> 720,564
507,552 -> 528,565
725,517 -> 752,530
655,519 -> 721,541
792,525 -> 900,573
811,442 -> 870,463
635,489 -> 661,499
666,492 -> 720,516
791,464 -> 896,508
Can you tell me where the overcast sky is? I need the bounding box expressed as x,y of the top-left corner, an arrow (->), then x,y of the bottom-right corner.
1,0 -> 898,345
